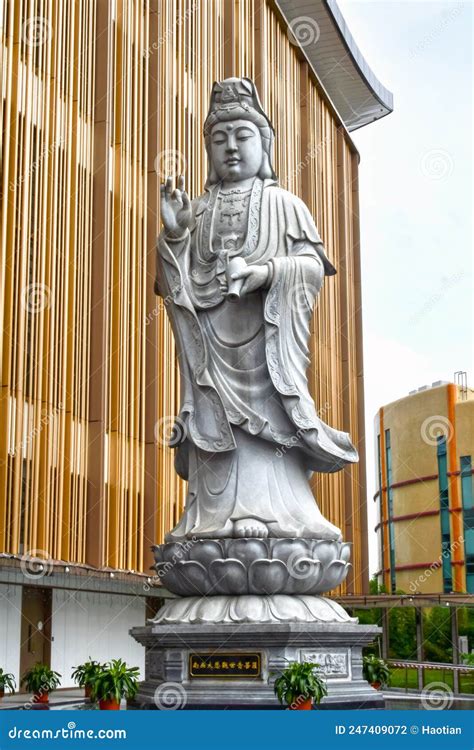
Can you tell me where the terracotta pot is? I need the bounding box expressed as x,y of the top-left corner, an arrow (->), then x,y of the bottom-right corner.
99,698 -> 120,710
85,685 -> 93,699
291,697 -> 313,710
33,692 -> 49,704
371,681 -> 381,690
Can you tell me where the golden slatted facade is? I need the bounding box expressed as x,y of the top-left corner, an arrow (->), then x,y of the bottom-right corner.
0,0 -> 95,563
0,0 -> 368,592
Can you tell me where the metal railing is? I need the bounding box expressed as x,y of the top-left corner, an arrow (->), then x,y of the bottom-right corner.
387,659 -> 474,694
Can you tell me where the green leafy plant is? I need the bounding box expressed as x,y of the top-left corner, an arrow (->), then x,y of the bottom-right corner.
462,652 -> 474,666
273,661 -> 327,708
21,664 -> 61,694
363,655 -> 390,687
0,668 -> 16,694
71,659 -> 105,688
90,659 -> 140,703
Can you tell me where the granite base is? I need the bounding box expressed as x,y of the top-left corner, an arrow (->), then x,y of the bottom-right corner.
130,620 -> 384,710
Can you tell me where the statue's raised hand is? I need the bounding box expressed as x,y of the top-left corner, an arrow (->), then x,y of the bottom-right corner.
160,175 -> 192,239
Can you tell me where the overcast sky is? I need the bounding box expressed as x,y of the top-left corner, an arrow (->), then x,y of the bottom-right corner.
336,0 -> 473,573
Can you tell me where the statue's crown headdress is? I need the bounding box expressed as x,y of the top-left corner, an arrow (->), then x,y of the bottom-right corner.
204,77 -> 274,137
203,77 -> 277,186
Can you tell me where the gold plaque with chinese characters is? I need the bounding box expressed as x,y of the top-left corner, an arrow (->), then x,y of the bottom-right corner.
189,652 -> 261,678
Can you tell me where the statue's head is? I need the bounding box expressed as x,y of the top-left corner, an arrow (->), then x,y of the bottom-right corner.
203,78 -> 276,187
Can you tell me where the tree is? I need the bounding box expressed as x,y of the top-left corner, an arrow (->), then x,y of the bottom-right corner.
388,606 -> 417,660
423,607 -> 452,663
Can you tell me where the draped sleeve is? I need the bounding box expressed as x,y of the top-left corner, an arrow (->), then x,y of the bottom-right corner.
263,190 -> 358,472
154,220 -> 235,460
277,190 -> 336,276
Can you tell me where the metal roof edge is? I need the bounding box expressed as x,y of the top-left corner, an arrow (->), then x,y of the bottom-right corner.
325,0 -> 394,119
275,0 -> 394,132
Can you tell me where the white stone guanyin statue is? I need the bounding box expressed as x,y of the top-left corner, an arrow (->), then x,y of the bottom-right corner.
155,77 -> 358,546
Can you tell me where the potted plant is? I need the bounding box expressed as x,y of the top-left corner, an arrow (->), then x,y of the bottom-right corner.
90,659 -> 140,710
273,661 -> 327,710
0,669 -> 16,700
21,664 -> 61,704
363,655 -> 390,690
71,659 -> 105,698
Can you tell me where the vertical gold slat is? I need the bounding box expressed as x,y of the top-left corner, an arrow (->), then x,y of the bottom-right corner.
11,1 -> 28,554
0,0 -> 14,550
351,150 -> 369,592
143,0 -> 159,572
86,0 -> 109,569
0,0 -> 365,589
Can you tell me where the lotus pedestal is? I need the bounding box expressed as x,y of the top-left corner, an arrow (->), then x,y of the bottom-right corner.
130,538 -> 384,710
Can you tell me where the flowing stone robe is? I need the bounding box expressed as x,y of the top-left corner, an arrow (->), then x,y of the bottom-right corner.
155,177 -> 358,541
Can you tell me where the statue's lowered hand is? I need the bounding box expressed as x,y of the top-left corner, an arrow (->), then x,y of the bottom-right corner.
160,175 -> 192,239
229,262 -> 269,298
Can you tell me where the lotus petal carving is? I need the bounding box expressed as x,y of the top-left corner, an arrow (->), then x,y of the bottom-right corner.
286,559 -> 322,595
188,540 -> 223,567
248,559 -> 288,595
162,543 -> 186,563
154,538 -> 350,596
209,559 -> 247,595
340,543 -> 351,563
176,561 -> 211,595
319,560 -> 350,591
271,539 -> 308,563
227,539 -> 268,565
152,594 -> 358,625
313,540 -> 338,565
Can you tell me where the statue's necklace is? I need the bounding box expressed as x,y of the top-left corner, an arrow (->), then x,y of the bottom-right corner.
201,178 -> 263,261
216,187 -> 252,231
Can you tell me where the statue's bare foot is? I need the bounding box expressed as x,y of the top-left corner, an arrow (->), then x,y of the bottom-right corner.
233,518 -> 269,538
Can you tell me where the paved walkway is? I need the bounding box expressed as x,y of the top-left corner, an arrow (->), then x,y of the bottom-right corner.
0,689 -> 87,710
2,688 -> 472,711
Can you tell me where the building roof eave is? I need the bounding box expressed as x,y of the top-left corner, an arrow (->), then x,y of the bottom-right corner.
276,0 -> 394,131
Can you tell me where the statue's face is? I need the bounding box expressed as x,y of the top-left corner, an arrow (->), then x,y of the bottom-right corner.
209,120 -> 263,182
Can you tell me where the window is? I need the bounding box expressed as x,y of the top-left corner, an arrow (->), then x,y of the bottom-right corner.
377,433 -> 384,577
385,429 -> 396,593
460,455 -> 474,593
437,435 -> 453,592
